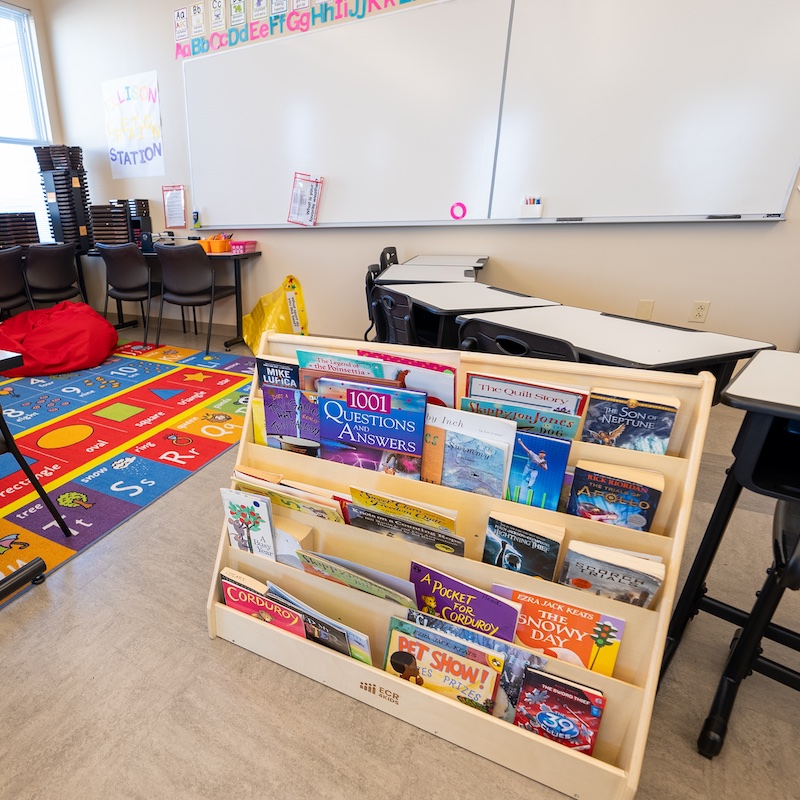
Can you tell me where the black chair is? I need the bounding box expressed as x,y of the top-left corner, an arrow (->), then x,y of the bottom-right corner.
0,246 -> 32,319
153,242 -> 235,354
363,263 -> 388,342
0,404 -> 72,538
22,242 -> 84,308
370,286 -> 417,345
458,318 -> 579,361
96,243 -> 162,344
379,245 -> 398,271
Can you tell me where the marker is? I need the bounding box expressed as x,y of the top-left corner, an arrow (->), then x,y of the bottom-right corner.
706,214 -> 741,220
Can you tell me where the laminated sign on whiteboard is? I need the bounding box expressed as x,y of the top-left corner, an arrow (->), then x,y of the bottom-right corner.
288,172 -> 323,226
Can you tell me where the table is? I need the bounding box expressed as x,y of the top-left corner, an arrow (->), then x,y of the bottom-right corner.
456,305 -> 774,400
89,248 -> 261,350
0,349 -> 23,372
375,263 -> 478,285
660,349 -> 800,757
391,282 -> 559,348
402,254 -> 488,269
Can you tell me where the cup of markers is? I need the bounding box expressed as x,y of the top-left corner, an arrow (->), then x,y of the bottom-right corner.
520,196 -> 543,218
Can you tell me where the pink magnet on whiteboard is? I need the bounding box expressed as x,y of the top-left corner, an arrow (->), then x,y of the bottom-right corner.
450,202 -> 467,220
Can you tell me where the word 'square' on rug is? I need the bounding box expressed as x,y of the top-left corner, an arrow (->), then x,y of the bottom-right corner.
0,341 -> 255,607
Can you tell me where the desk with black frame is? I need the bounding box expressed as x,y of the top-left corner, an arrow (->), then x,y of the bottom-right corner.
660,349 -> 800,758
456,305 -> 774,402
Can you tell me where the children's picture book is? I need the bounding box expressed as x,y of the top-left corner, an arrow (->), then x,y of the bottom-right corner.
513,667 -> 605,755
405,608 -> 548,722
422,404 -> 515,498
296,550 -> 416,607
232,471 -> 347,524
557,540 -> 665,608
296,348 -> 388,379
357,348 -> 460,408
220,487 -> 275,560
505,431 -> 571,511
271,514 -> 316,571
565,460 -> 664,531
255,355 -> 300,389
299,367 -> 405,394
482,512 -> 565,580
317,378 -> 427,479
580,388 -> 680,455
219,567 -> 307,638
346,503 -> 465,556
491,585 -> 626,676
266,580 -> 372,664
349,485 -> 458,534
384,616 -> 504,713
461,396 -> 582,441
409,561 -> 521,642
466,373 -> 590,416
262,384 -> 320,452
320,553 -> 417,602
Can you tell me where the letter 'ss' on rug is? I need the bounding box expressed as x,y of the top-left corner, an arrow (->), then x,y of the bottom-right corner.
0,341 -> 255,607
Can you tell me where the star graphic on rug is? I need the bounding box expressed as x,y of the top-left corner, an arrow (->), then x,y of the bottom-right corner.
183,371 -> 210,383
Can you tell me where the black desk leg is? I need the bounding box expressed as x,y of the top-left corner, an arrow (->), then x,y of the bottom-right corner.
224,257 -> 244,351
661,468 -> 744,681
0,557 -> 47,603
697,564 -> 787,758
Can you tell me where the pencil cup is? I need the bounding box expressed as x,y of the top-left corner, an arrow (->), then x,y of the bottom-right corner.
520,204 -> 543,218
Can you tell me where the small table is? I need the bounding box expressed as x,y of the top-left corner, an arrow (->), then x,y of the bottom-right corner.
661,349 -> 800,757
456,305 -> 774,401
392,283 -> 560,348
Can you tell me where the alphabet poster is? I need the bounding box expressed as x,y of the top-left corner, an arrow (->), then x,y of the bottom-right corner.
102,70 -> 165,179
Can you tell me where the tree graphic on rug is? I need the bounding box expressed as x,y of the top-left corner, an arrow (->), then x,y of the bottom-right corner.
57,491 -> 94,510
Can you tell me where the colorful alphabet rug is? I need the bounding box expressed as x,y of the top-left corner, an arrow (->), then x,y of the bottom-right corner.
0,341 -> 254,607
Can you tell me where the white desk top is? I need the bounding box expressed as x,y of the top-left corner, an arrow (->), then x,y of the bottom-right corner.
391,282 -> 559,313
457,305 -> 774,368
403,254 -> 488,268
376,263 -> 477,284
0,349 -> 23,369
721,350 -> 800,417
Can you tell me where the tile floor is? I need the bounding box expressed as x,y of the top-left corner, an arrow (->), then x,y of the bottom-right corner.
1,328 -> 798,799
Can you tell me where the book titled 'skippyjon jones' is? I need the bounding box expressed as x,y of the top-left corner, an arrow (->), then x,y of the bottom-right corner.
318,378 -> 427,479
409,561 -> 520,642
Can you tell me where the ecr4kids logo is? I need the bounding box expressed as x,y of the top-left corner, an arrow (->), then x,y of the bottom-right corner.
176,0 -> 423,60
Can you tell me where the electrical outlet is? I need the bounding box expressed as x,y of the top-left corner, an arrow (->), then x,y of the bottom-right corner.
689,301 -> 710,323
636,299 -> 654,320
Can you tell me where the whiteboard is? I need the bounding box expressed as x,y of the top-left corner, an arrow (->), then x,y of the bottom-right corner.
185,0 -> 511,226
184,0 -> 800,226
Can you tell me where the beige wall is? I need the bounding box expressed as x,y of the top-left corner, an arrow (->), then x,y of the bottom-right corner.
33,0 -> 800,350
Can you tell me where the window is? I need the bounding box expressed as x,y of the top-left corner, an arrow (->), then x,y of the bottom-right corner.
0,1 -> 52,241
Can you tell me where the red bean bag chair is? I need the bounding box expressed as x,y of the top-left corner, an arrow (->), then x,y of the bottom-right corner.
0,301 -> 118,377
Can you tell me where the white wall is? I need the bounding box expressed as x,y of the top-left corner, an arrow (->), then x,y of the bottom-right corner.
33,0 -> 800,350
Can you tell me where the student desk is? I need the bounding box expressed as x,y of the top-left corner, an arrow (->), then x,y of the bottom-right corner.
0,350 -> 23,372
402,254 -> 488,269
375,263 -> 478,285
661,349 -> 800,757
455,305 -> 774,401
90,249 -> 261,350
390,282 -> 560,348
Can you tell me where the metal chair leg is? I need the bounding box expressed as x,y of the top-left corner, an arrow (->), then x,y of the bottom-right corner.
155,296 -> 165,347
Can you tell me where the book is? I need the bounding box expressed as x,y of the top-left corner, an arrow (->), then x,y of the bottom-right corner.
357,348 -> 459,408
460,396 -> 582,441
349,486 -> 458,534
482,512 -> 565,580
513,667 -> 605,755
422,404 -> 516,498
298,367 -> 405,393
319,553 -> 417,602
580,388 -> 680,455
232,471 -> 347,524
557,540 -> 665,608
296,348 -> 388,379
505,431 -> 571,511
409,561 -> 521,642
405,608 -> 548,722
255,355 -> 300,389
220,487 -> 275,560
565,460 -> 664,531
346,503 -> 465,556
317,377 -> 427,479
262,384 -> 320,452
219,567 -> 306,638
466,373 -> 589,416
384,616 -> 504,713
272,514 -> 316,570
491,586 -> 626,676
296,550 -> 416,607
266,580 -> 372,664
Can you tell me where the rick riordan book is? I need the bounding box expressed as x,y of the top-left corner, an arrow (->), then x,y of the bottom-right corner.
482,511 -> 565,580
